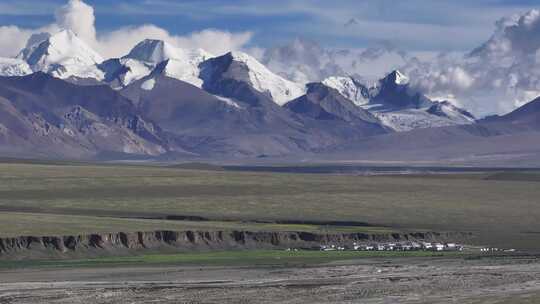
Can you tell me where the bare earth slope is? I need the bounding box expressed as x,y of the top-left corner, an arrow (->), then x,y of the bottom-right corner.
122,72 -> 388,157
327,97 -> 540,166
0,73 -> 164,159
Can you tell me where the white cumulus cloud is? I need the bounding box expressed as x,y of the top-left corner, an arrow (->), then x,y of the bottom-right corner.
94,25 -> 252,59
0,0 -> 252,59
0,26 -> 34,57
55,0 -> 97,46
256,8 -> 540,116
404,9 -> 540,116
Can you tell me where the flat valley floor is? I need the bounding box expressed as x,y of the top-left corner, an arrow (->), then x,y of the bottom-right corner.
2,255 -> 540,304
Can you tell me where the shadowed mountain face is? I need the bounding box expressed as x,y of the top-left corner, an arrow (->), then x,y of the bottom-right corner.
320,72 -> 476,132
0,73 -> 164,159
426,101 -> 475,121
122,75 -> 249,133
121,72 -> 312,157
326,97 -> 540,166
369,70 -> 432,110
17,30 -> 104,81
199,52 -> 276,108
285,83 -> 388,136
485,96 -> 540,127
123,74 -> 282,156
98,39 -> 211,90
199,51 -> 305,106
0,69 -> 391,159
121,72 -> 390,157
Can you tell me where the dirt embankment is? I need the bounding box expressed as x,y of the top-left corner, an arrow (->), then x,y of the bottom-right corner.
0,230 -> 472,259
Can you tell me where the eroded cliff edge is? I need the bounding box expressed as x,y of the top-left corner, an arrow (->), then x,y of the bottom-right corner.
0,230 -> 473,259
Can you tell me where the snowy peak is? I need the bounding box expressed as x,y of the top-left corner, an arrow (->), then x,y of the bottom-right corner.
321,76 -> 370,106
202,51 -> 305,106
17,29 -> 104,79
367,71 -> 475,130
100,40 -> 212,88
369,70 -> 431,110
286,82 -> 383,125
125,39 -> 181,64
0,58 -> 32,76
318,71 -> 476,132
381,70 -> 409,86
322,70 -> 424,110
228,51 -> 267,67
149,47 -> 212,87
427,101 -> 475,122
125,39 -> 212,64
19,29 -> 103,67
149,57 -> 203,87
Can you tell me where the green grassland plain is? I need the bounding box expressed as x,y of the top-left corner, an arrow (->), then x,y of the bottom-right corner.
0,249 -> 462,269
0,161 -> 539,249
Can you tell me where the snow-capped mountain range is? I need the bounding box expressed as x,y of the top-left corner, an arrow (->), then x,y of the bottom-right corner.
321,71 -> 475,131
0,29 -> 477,132
0,29 -> 539,164
100,39 -> 213,89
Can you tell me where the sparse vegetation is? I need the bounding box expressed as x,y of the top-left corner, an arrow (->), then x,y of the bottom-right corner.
0,212 -> 396,237
0,161 -> 539,249
0,249 -> 461,269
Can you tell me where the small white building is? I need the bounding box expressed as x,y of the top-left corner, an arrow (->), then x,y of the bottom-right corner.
321,245 -> 337,251
423,242 -> 433,250
411,242 -> 422,250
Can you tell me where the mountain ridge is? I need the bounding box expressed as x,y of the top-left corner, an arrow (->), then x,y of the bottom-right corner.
320,71 -> 476,131
0,34 -> 538,163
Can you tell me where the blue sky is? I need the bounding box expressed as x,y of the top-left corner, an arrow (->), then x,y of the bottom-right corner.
0,0 -> 538,51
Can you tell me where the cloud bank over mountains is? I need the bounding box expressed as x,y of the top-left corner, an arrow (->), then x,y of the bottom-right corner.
403,9 -> 540,115
2,0 -> 540,116
0,0 -> 252,59
55,0 -> 96,47
258,8 -> 540,116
